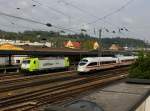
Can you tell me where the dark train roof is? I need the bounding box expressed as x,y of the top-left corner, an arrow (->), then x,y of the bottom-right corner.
0,50 -> 97,56
0,44 -> 133,56
0,49 -> 133,57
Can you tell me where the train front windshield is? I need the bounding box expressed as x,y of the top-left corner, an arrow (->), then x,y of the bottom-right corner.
79,59 -> 88,66
22,60 -> 30,64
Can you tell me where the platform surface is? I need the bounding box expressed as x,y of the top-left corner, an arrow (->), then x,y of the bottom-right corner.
81,81 -> 150,111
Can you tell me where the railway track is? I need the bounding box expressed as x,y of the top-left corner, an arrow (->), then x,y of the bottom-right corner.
0,73 -> 21,81
0,65 -> 76,82
0,70 -> 77,91
0,67 -> 129,111
0,67 -> 128,93
0,70 -> 76,81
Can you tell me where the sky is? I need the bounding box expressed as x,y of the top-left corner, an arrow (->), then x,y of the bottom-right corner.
0,0 -> 149,42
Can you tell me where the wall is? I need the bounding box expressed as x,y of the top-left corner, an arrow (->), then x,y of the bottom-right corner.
136,96 -> 150,111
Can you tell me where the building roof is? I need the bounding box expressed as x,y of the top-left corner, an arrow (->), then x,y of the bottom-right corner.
64,41 -> 81,49
0,43 -> 23,50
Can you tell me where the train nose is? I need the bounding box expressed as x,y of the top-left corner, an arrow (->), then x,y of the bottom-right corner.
21,64 -> 29,69
77,66 -> 86,72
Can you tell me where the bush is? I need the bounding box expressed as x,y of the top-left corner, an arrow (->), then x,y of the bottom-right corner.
129,51 -> 150,79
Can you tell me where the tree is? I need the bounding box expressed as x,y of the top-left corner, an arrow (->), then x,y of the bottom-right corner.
129,51 -> 150,79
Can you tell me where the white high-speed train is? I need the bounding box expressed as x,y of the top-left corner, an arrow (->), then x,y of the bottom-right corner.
77,55 -> 137,73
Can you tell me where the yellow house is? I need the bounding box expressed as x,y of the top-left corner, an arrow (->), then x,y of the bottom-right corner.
93,42 -> 99,50
109,44 -> 123,51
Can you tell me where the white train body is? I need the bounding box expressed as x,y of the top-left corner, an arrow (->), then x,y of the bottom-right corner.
0,55 -> 28,66
117,56 -> 137,65
0,56 -> 9,65
77,56 -> 137,73
12,55 -> 28,65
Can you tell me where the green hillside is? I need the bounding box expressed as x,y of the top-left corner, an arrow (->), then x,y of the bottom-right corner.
0,30 -> 148,49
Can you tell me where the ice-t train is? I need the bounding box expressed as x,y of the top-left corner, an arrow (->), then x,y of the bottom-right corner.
77,55 -> 137,73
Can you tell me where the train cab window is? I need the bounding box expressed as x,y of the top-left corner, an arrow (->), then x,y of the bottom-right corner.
79,59 -> 88,66
16,60 -> 20,63
79,62 -> 86,66
22,60 -> 30,64
81,59 -> 88,63
87,62 -> 97,66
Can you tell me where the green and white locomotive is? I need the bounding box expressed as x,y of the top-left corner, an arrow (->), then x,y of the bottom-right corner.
21,57 -> 70,72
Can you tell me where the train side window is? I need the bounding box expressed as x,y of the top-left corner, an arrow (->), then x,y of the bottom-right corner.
101,61 -> 116,64
88,62 -> 97,66
122,59 -> 133,62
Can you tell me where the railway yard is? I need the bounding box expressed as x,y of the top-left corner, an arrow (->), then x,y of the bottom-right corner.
0,0 -> 149,110
0,47 -> 147,111
0,40 -> 141,111
0,66 -> 129,111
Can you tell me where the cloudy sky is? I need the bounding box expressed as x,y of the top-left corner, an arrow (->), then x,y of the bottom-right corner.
0,0 -> 149,41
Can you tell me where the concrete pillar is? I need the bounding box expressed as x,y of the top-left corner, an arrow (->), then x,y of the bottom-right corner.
8,55 -> 11,66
